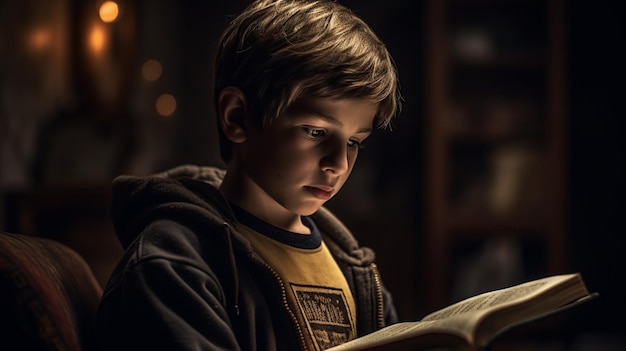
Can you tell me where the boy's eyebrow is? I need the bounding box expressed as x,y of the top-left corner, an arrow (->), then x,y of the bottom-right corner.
356,126 -> 373,134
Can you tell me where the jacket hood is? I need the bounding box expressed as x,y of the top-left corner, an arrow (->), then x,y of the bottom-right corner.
110,164 -> 376,266
110,165 -> 235,249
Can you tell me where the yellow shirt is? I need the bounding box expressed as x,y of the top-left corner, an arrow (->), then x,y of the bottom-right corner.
235,211 -> 356,351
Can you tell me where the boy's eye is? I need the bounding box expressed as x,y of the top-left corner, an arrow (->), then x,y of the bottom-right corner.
302,126 -> 366,150
303,127 -> 326,139
348,139 -> 365,149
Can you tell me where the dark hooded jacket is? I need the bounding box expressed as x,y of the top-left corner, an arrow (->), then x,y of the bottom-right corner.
96,164 -> 397,351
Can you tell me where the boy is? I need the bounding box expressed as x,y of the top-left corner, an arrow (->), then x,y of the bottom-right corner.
96,0 -> 402,350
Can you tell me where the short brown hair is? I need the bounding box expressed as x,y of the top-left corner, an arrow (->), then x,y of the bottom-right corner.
214,0 -> 401,162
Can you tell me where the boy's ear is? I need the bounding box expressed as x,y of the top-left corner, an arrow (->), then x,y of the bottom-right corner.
218,87 -> 248,143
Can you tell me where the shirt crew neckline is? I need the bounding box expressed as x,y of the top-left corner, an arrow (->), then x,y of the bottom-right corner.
230,203 -> 322,249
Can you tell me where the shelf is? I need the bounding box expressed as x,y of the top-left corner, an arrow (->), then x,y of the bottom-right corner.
423,0 -> 567,315
446,213 -> 547,235
450,54 -> 545,69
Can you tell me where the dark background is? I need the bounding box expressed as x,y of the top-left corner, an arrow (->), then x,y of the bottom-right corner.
1,0 -> 624,349
567,0 -> 625,343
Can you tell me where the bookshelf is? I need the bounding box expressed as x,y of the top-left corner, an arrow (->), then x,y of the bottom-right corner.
423,0 -> 568,313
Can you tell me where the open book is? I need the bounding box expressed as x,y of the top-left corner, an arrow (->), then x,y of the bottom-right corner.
328,273 -> 596,351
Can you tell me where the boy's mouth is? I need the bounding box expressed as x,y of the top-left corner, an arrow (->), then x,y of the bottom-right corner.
304,185 -> 334,200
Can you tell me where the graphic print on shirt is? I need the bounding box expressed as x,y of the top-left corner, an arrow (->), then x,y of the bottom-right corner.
291,283 -> 356,350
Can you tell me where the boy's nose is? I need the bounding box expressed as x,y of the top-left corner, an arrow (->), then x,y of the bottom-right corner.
320,141 -> 350,175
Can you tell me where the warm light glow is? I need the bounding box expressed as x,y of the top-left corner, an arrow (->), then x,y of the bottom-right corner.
99,1 -> 120,23
142,59 -> 162,81
88,24 -> 107,55
156,94 -> 177,117
28,28 -> 51,52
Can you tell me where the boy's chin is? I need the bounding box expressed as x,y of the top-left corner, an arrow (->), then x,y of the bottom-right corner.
296,203 -> 326,217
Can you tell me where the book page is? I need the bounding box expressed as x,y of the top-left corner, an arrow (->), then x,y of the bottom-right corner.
422,275 -> 571,321
344,321 -> 439,343
325,320 -> 470,351
327,274 -> 588,351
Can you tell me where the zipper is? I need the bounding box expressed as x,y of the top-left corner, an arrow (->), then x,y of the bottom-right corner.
371,263 -> 385,329
247,252 -> 308,350
222,223 -> 240,316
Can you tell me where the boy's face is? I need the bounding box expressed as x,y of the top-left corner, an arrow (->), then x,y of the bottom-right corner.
234,97 -> 377,222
